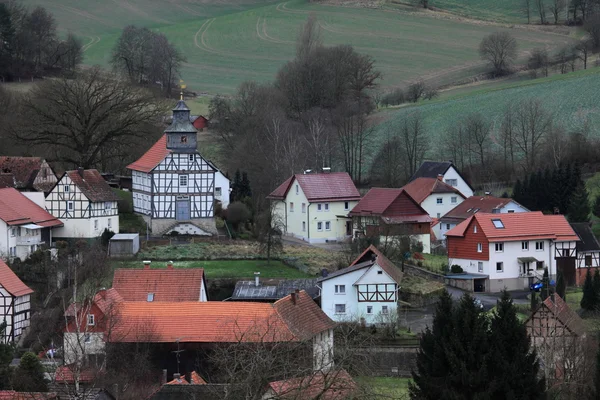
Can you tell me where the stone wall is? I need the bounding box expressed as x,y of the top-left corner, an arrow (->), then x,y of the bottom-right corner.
404,263 -> 445,283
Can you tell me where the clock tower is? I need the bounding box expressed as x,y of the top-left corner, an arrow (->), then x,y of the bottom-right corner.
165,100 -> 197,153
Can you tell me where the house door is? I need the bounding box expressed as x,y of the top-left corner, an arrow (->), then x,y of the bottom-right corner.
346,221 -> 352,236
176,198 -> 190,221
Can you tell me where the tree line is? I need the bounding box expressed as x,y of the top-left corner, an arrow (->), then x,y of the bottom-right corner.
0,2 -> 82,81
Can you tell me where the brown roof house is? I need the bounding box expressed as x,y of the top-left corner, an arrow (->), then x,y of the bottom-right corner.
268,172 -> 361,244
525,294 -> 593,390
348,188 -> 431,253
402,177 -> 465,220
0,156 -> 57,193
45,169 -> 120,239
0,259 -> 33,343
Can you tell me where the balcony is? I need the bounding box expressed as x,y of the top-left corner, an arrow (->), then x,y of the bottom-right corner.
16,236 -> 44,246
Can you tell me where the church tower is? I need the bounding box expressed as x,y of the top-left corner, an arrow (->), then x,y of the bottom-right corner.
165,100 -> 198,153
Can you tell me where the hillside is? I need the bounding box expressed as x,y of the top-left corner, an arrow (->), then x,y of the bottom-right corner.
22,0 -> 573,94
370,67 -> 600,170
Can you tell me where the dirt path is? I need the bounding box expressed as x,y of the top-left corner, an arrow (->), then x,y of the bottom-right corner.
82,36 -> 101,52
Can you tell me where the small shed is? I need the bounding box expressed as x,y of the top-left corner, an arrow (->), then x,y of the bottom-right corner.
109,233 -> 140,257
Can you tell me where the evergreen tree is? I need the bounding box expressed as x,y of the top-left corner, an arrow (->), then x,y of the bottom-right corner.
593,196 -> 600,219
512,179 -> 523,205
530,290 -> 539,311
567,180 -> 590,222
581,269 -> 596,311
240,171 -> 252,199
230,169 -> 242,202
541,267 -> 550,301
0,322 -> 12,389
11,352 -> 47,392
594,269 -> 600,305
488,291 -> 545,399
556,269 -> 566,301
542,167 -> 554,212
595,339 -> 600,398
410,290 -> 454,399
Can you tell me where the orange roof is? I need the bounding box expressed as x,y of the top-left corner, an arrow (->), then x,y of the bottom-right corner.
55,365 -> 96,383
526,294 -> 586,336
266,369 -> 356,400
0,188 -> 63,228
446,212 -> 579,242
268,173 -> 360,202
402,177 -> 464,204
127,135 -> 170,173
274,290 -> 337,341
166,376 -> 189,385
0,259 -> 33,297
165,371 -> 206,385
0,392 -> 57,400
112,267 -> 204,302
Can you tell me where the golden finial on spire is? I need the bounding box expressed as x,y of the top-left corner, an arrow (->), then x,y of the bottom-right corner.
179,80 -> 186,101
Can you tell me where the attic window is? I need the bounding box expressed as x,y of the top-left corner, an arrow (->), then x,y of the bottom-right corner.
147,293 -> 154,302
64,185 -> 70,193
377,270 -> 383,275
492,219 -> 504,229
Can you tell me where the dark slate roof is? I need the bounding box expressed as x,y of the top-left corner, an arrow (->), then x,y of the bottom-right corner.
165,100 -> 197,134
231,278 -> 320,301
570,223 -> 600,252
409,161 -> 474,192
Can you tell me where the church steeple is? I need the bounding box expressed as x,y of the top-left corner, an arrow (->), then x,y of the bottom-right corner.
165,100 -> 197,153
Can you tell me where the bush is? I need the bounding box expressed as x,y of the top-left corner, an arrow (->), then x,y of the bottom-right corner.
225,201 -> 252,228
381,88 -> 405,106
412,242 -> 424,253
450,265 -> 464,273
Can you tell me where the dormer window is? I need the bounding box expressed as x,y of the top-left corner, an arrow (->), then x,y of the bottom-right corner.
492,219 -> 504,229
147,293 -> 154,302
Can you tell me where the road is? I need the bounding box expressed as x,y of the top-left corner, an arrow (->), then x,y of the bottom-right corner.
445,286 -> 530,310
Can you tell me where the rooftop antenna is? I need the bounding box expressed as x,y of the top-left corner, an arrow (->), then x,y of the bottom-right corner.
172,337 -> 187,374
179,80 -> 186,101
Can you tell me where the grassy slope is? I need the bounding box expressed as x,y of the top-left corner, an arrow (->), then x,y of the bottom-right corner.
372,67 -> 600,171
22,0 -> 572,94
358,376 -> 411,399
114,259 -> 308,279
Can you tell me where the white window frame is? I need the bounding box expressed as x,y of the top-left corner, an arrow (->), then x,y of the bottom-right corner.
522,241 -> 529,251
335,285 -> 346,294
94,220 -> 99,230
67,201 -> 74,211
87,314 -> 95,326
296,185 -> 299,194
495,243 -> 504,252
451,196 -> 457,204
335,304 -> 346,314
317,222 -> 323,231
10,228 -> 15,237
64,185 -> 70,193
445,179 -> 457,187
215,187 -> 222,196
536,241 -> 544,251
437,213 -> 441,218
302,203 -> 306,213
381,306 -> 389,314
478,262 -> 483,273
179,175 -> 188,187
324,203 -> 329,211
436,198 -> 443,204
188,154 -> 195,162
446,224 -> 451,230
290,202 -> 294,213
496,262 -> 504,273
477,243 -> 482,253
317,203 -> 322,212
325,221 -> 331,231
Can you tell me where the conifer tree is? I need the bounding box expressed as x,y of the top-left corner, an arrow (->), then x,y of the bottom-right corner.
594,270 -> 600,305
581,269 -> 596,311
542,167 -> 553,212
530,290 -> 538,311
513,179 -> 523,205
11,352 -> 47,392
541,267 -> 550,301
556,269 -> 566,301
230,169 -> 242,202
488,291 -> 545,399
567,180 -> 590,222
593,196 -> 600,219
410,290 -> 454,399
240,172 -> 252,199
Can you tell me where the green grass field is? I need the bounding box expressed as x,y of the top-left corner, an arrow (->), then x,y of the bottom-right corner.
359,376 -> 411,399
22,0 -> 573,94
114,259 -> 309,279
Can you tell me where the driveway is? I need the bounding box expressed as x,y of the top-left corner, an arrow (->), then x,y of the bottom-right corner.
398,305 -> 435,334
446,286 -> 529,310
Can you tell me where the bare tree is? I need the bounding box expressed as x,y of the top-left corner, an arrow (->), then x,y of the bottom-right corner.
513,99 -> 553,174
535,0 -> 548,23
463,113 -> 490,169
406,80 -> 426,103
550,0 -> 566,23
583,14 -> 600,49
370,127 -> 407,187
479,32 -> 518,76
14,67 -> 165,170
255,202 -> 284,264
397,111 -> 428,181
528,47 -> 550,77
554,46 -> 574,73
574,39 -> 591,69
545,124 -> 568,169
296,12 -> 321,61
524,0 -> 532,23
499,103 -> 517,178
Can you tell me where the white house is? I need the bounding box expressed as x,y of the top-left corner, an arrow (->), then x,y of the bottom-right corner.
402,176 -> 466,220
207,160 -> 231,209
127,101 -> 228,236
0,259 -> 33,343
0,188 -> 63,260
267,172 -> 361,243
437,195 -> 529,240
446,212 -> 579,292
318,245 -> 402,325
45,169 -> 119,240
410,161 -> 474,198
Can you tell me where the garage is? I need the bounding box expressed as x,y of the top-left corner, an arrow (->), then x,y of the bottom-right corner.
444,273 -> 489,293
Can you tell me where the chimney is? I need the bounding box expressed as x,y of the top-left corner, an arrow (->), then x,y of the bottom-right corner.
173,373 -> 181,381
291,292 -> 297,305
98,288 -> 107,300
143,260 -> 151,270
167,261 -> 174,270
437,174 -> 443,181
161,369 -> 167,385
77,167 -> 84,178
254,272 -> 260,287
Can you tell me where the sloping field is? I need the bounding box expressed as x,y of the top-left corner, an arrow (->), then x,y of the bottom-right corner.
371,67 -> 600,170
24,0 -> 572,94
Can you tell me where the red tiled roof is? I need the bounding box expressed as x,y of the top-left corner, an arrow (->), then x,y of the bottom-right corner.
267,173 -> 360,202
350,245 -> 403,284
266,369 -> 356,400
525,295 -> 586,337
127,135 -> 170,173
349,188 -> 428,218
64,169 -> 119,202
94,288 -> 124,314
55,365 -> 96,383
167,376 -> 189,385
0,174 -> 15,189
0,259 -> 33,297
402,177 -> 464,204
0,188 -> 63,228
0,157 -> 42,189
112,267 -> 204,302
0,391 -> 57,400
446,212 -> 579,242
274,290 -> 336,341
441,195 -> 523,222
190,371 -> 207,385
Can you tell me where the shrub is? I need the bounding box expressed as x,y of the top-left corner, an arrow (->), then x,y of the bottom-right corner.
450,264 -> 464,273
381,88 -> 405,106
417,261 -> 424,268
412,242 -> 424,253
226,201 -> 252,228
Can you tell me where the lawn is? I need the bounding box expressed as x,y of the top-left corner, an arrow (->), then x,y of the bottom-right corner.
22,0 -> 573,94
114,259 -> 310,279
412,253 -> 447,273
358,376 -> 411,399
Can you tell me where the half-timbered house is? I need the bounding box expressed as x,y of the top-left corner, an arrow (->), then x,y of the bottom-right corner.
318,245 -> 402,325
0,259 -> 33,343
45,169 -> 119,240
446,212 -> 579,292
570,223 -> 600,285
0,156 -> 58,193
127,101 -> 225,236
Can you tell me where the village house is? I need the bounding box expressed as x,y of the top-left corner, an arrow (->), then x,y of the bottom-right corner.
525,294 -> 591,389
348,188 -> 431,253
446,212 -> 578,292
0,156 -> 58,193
127,100 -> 229,236
402,176 -> 466,219
409,161 -> 474,198
318,245 -> 402,325
0,259 -> 33,344
268,172 -> 360,243
570,223 -> 600,285
262,369 -> 356,400
0,188 -> 63,260
45,169 -> 120,240
436,195 -> 529,240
